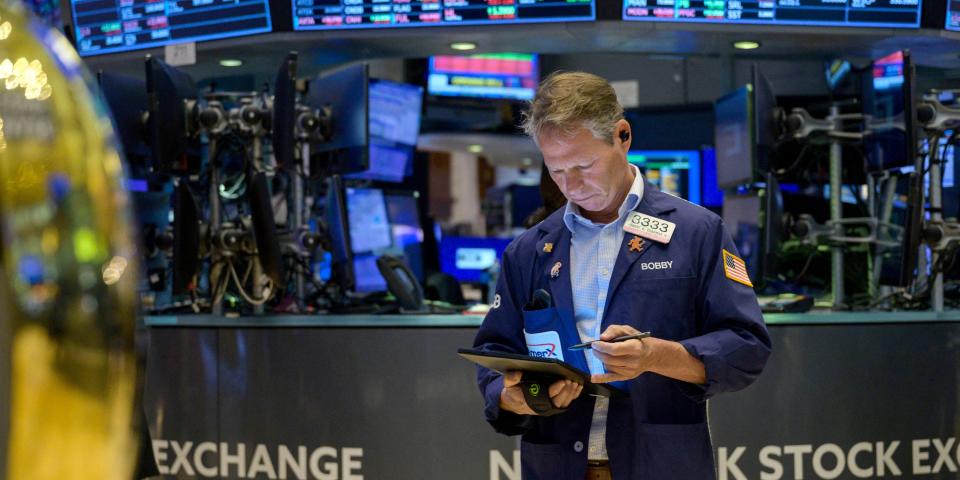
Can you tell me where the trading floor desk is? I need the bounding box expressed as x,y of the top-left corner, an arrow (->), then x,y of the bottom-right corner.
144,312 -> 960,480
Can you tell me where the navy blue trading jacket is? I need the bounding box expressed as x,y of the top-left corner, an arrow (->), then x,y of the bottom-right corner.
473,182 -> 772,480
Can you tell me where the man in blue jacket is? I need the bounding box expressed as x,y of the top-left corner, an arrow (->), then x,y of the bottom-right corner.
473,71 -> 772,480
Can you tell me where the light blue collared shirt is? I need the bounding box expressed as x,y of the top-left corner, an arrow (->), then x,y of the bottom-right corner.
562,164 -> 644,460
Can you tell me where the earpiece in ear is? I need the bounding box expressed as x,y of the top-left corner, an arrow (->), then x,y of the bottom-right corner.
619,130 -> 630,142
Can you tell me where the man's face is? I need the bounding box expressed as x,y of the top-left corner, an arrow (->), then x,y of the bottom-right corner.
538,120 -> 632,217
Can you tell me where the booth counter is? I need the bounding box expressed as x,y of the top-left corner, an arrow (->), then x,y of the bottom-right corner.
143,312 -> 960,479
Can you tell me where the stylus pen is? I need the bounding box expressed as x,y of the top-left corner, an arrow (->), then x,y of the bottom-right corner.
568,332 -> 652,351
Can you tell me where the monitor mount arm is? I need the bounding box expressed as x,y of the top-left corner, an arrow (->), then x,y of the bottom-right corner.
917,94 -> 960,311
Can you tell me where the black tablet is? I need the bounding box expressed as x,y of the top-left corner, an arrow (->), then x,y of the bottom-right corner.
457,348 -> 622,398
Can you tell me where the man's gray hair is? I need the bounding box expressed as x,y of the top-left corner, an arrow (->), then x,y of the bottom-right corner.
520,71 -> 624,145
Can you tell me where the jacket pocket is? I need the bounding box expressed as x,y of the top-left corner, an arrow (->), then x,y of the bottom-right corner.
635,422 -> 715,480
522,307 -> 567,362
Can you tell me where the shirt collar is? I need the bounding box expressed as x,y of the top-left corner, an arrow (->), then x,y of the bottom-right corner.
563,164 -> 644,232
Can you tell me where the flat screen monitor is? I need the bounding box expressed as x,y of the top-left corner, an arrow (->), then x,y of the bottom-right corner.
346,187 -> 393,254
440,236 -> 512,284
70,0 -> 272,56
97,71 -> 149,173
714,86 -> 753,189
627,150 -> 701,204
324,175 -> 354,291
293,0 -> 595,30
346,143 -> 414,183
622,0 -> 921,27
428,53 -> 539,101
862,50 -> 917,173
700,147 -> 724,208
305,63 -> 369,175
145,56 -> 199,175
347,189 -> 425,292
723,195 -> 759,280
948,0 -> 960,29
369,79 -> 423,146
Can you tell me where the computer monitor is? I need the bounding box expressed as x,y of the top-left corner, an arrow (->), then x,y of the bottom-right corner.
369,79 -> 423,146
145,56 -> 199,175
346,140 -> 415,183
439,236 -> 512,284
385,192 -> 425,279
752,64 -> 779,175
272,52 -> 298,168
346,188 -> 426,293
248,171 -> 284,286
172,183 -> 199,295
97,72 -> 149,175
862,50 -> 918,172
323,175 -> 355,292
428,53 -> 539,101
345,79 -> 423,183
700,147 -> 724,208
626,150 -> 701,204
304,63 -> 369,175
714,86 -> 753,189
346,187 -> 393,254
722,177 -> 783,290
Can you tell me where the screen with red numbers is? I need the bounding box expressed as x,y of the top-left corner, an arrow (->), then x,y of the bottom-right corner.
293,0 -> 594,30
71,0 -> 272,56
623,0 -> 920,27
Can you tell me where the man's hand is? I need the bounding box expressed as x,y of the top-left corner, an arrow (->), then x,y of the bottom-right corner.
590,324 -> 707,385
499,371 -> 583,415
590,324 -> 659,383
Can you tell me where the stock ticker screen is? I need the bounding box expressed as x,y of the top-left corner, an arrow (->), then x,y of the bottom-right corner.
293,0 -> 595,30
623,0 -> 921,27
71,0 -> 273,56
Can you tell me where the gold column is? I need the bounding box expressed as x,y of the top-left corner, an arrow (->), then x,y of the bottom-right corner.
0,1 -> 140,478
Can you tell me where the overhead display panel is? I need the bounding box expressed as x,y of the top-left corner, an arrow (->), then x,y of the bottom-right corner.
293,0 -> 595,30
71,0 -> 273,56
623,0 -> 920,28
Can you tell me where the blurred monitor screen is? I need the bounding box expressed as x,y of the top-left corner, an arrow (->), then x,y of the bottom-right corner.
293,1 -> 594,30
714,86 -> 754,189
71,0 -> 272,56
369,79 -> 423,146
627,150 -> 701,204
700,147 -> 724,208
428,53 -> 538,101
346,187 -> 392,254
348,189 -> 425,292
948,0 -> 960,30
440,236 -> 512,284
863,50 -> 914,172
346,143 -> 414,183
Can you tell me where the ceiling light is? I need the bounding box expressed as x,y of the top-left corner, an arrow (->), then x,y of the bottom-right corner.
219,59 -> 243,67
467,144 -> 483,153
733,41 -> 761,50
450,42 -> 477,51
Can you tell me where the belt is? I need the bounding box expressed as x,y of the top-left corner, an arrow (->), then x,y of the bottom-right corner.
586,460 -> 611,480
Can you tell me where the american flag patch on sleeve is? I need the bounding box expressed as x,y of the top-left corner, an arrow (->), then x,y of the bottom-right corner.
722,249 -> 753,287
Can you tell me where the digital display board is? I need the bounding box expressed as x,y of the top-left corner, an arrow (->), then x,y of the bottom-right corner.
71,0 -> 273,56
947,0 -> 960,30
623,0 -> 920,28
429,53 -> 538,101
293,0 -> 595,30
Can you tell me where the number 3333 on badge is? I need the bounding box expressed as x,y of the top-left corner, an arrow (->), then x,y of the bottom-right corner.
624,212 -> 676,244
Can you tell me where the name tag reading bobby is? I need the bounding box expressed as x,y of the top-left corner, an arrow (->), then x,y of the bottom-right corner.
624,212 -> 676,244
